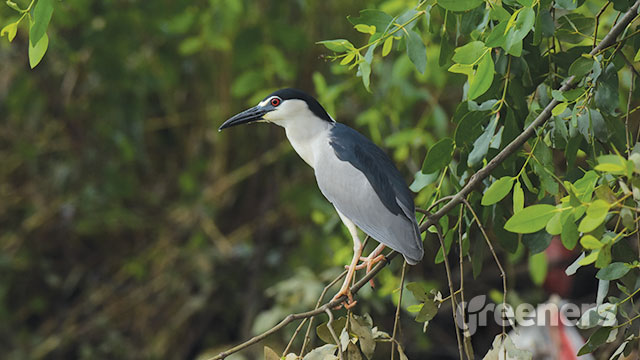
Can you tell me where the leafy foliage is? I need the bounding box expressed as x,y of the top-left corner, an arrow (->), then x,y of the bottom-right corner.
2,0 -> 640,359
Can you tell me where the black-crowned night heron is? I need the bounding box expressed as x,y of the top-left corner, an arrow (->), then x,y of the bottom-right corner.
219,88 -> 424,308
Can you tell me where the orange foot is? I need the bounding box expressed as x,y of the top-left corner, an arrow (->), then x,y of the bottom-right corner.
331,287 -> 357,310
344,254 -> 386,288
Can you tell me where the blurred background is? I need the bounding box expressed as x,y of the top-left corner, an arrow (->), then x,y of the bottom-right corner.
0,0 -> 609,359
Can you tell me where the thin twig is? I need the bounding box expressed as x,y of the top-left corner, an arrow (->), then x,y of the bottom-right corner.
390,261 -> 407,360
461,198 -> 509,336
434,224 -> 464,360
282,318 -> 307,357
594,2 -> 611,49
325,308 -> 344,360
627,71 -> 635,155
620,51 -> 640,79
458,205 -> 472,360
300,270 -> 347,356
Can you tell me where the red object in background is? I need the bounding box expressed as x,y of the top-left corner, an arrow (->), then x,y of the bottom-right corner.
544,236 -> 576,297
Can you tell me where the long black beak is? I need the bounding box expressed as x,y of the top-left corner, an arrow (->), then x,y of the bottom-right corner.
219,106 -> 267,131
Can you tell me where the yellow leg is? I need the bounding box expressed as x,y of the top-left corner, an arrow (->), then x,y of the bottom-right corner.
331,211 -> 362,309
346,244 -> 387,287
332,240 -> 363,309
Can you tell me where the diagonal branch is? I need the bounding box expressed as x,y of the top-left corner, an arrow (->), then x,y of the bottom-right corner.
421,0 -> 640,234
209,2 -> 640,359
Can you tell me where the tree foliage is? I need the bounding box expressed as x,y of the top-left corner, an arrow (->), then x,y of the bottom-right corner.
1,0 -> 640,359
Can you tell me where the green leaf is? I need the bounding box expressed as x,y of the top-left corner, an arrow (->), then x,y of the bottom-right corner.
448,63 -> 474,75
454,110 -> 487,147
505,204 -> 557,233
6,0 -> 23,12
551,102 -> 568,116
502,7 -> 535,56
485,20 -> 508,48
511,7 -> 535,40
580,235 -> 603,249
523,230 -> 552,253
406,282 -> 428,302
302,344 -> 338,360
577,108 -> 607,143
359,61 -> 371,91
569,56 -> 594,79
28,32 -> 48,68
0,21 -> 18,42
316,317 -> 347,344
545,212 -> 564,235
556,13 -> 595,43
561,215 -> 579,250
264,346 -> 280,360
578,326 -> 617,355
405,30 -> 426,74
340,52 -> 355,65
635,48 -> 640,62
397,345 -> 409,360
317,39 -> 354,52
579,250 -> 599,265
529,252 -> 548,285
597,262 -> 631,280
554,0 -> 586,10
438,0 -> 484,12
345,342 -> 363,360
595,154 -> 627,174
489,6 -> 510,22
354,24 -> 376,34
467,51 -> 494,100
596,244 -> 612,268
621,207 -> 635,229
350,315 -> 375,359
595,63 -> 619,116
29,0 -> 54,46
467,114 -> 498,166
382,37 -> 393,56
422,137 -> 454,173
409,171 -> 439,192
578,200 -> 610,233
482,176 -> 514,206
559,88 -> 585,102
415,299 -> 438,322
513,181 -> 524,213
347,9 -> 393,32
452,41 -> 486,65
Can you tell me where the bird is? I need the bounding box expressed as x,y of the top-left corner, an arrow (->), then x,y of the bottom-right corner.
219,88 -> 423,308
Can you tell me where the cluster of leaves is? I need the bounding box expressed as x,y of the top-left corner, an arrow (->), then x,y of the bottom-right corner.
318,4 -> 428,91
504,151 -> 640,356
266,313 -> 411,360
1,0 -> 54,67
316,0 -> 640,358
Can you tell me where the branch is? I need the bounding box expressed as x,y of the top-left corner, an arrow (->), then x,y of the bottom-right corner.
420,0 -> 640,233
210,3 -> 640,358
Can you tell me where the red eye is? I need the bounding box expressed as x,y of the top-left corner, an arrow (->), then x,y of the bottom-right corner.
271,98 -> 281,107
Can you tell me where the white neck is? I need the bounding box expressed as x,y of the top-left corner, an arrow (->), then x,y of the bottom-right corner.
276,115 -> 333,168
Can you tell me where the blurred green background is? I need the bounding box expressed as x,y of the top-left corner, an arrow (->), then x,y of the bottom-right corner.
0,0 -> 569,359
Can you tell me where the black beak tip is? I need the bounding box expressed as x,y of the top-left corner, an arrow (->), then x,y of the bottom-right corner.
218,106 -> 266,132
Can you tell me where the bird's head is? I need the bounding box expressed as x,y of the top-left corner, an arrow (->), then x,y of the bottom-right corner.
219,88 -> 333,131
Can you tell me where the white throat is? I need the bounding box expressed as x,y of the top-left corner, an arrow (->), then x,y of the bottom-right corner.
275,114 -> 333,168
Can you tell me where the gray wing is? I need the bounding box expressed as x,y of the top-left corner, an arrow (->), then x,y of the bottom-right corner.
314,123 -> 423,264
